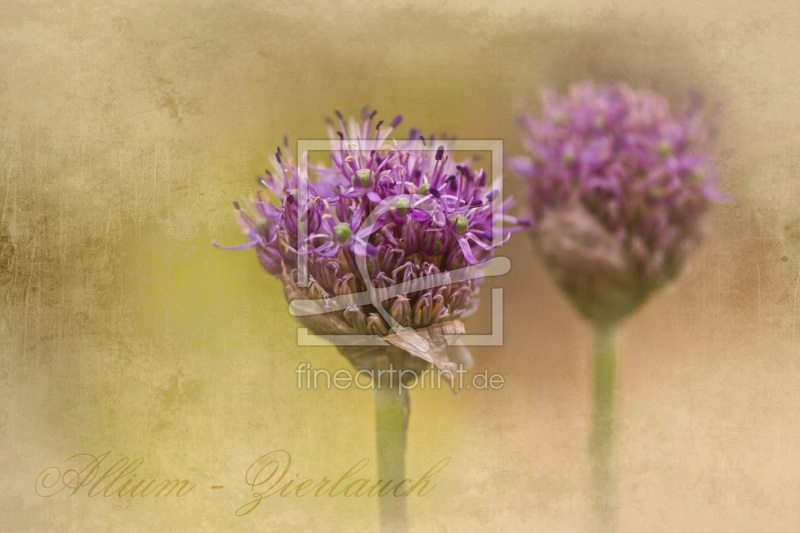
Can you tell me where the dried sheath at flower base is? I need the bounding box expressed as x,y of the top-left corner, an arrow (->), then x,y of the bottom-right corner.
219,108 -> 527,382
509,83 -> 722,325
279,265 -> 468,380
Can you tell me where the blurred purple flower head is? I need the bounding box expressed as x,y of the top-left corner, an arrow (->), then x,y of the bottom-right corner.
219,107 -> 525,375
509,83 -> 722,325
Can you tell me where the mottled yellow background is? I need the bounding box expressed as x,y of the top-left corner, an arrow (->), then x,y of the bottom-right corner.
1,0 -> 799,531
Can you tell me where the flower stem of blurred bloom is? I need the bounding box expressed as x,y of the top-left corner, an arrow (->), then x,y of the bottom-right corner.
510,82 -> 722,532
591,323 -> 617,532
374,380 -> 409,532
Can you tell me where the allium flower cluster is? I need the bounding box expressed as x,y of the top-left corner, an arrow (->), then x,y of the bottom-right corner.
510,83 -> 721,324
221,108 -> 525,374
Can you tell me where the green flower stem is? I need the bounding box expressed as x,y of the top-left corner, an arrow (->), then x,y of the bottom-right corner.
374,378 -> 409,533
591,322 -> 618,532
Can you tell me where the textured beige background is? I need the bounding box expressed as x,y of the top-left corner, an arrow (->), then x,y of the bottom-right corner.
1,0 -> 799,531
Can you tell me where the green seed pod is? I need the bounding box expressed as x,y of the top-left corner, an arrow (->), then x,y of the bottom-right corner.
394,197 -> 410,216
353,168 -> 372,187
334,222 -> 352,241
451,215 -> 468,234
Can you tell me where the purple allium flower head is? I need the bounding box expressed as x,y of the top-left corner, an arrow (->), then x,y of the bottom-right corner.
509,83 -> 722,325
219,108 -> 525,377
